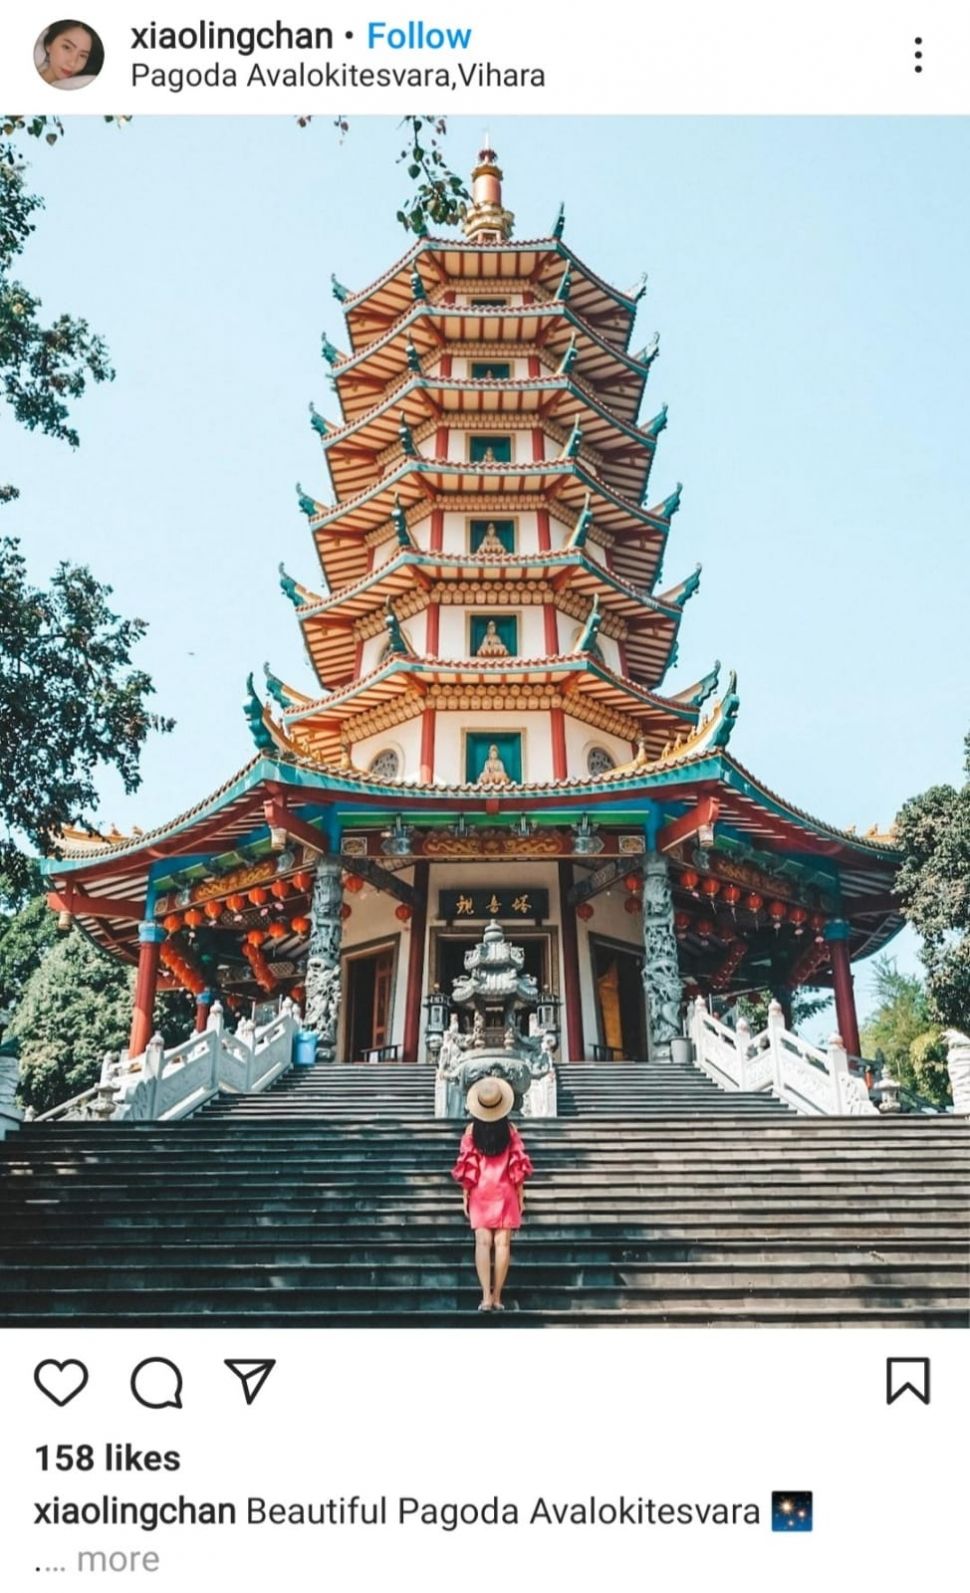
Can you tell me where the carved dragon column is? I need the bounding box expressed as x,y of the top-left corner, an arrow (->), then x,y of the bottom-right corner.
641,853 -> 684,1062
304,860 -> 344,1063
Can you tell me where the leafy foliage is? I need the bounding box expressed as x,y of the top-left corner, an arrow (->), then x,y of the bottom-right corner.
893,731 -> 970,1032
0,881 -> 57,1026
9,927 -> 132,1110
307,114 -> 469,237
736,988 -> 832,1031
8,915 -> 194,1112
0,117 -> 114,501
859,955 -> 950,1109
0,539 -> 174,892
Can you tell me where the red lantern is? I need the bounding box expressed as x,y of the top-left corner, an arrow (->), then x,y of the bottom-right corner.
674,910 -> 691,936
722,884 -> 742,911
162,913 -> 182,934
226,893 -> 246,914
340,902 -> 353,920
184,908 -> 204,928
344,873 -> 365,894
624,895 -> 642,915
680,869 -> 700,894
623,872 -> 641,893
789,905 -> 809,935
810,911 -> 827,942
290,915 -> 311,936
700,877 -> 721,901
293,871 -> 313,893
204,900 -> 223,921
768,899 -> 787,933
395,903 -> 412,923
248,887 -> 268,907
696,917 -> 716,939
744,892 -> 764,915
267,921 -> 287,940
270,880 -> 289,902
576,902 -> 594,921
246,929 -> 266,947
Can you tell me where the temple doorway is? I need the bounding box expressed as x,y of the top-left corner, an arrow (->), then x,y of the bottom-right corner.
590,937 -> 646,1060
345,942 -> 397,1061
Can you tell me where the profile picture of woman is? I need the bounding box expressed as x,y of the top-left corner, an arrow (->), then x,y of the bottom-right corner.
34,20 -> 105,89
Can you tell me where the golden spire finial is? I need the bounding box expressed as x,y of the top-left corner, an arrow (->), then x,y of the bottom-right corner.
463,141 -> 514,243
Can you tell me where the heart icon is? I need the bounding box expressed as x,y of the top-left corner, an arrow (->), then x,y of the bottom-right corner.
34,1359 -> 89,1407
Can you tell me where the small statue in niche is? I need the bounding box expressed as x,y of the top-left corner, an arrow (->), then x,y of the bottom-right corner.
477,743 -> 510,786
476,620 -> 510,658
476,521 -> 507,555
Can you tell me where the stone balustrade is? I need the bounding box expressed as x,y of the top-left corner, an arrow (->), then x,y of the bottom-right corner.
690,997 -> 879,1115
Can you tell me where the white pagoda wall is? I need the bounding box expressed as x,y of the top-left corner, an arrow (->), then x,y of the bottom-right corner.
352,718 -> 423,780
564,719 -> 634,773
435,604 -> 549,661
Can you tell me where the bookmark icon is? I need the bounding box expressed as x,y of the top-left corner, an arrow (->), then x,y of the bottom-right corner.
224,1359 -> 276,1406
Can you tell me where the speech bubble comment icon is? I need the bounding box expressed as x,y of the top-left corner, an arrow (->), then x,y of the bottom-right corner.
130,1358 -> 183,1410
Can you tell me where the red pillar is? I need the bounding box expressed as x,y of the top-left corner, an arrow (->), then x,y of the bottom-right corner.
420,707 -> 436,783
550,707 -> 568,780
544,603 -> 559,655
536,508 -> 552,551
402,863 -> 429,1063
430,507 -> 444,552
558,861 -> 584,1062
826,922 -> 861,1056
439,352 -> 453,375
194,990 -> 213,1034
129,922 -> 165,1059
426,603 -> 440,657
531,427 -> 545,462
435,425 -> 449,458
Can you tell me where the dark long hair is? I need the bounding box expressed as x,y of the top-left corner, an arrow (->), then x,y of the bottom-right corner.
44,21 -> 105,76
470,1116 -> 512,1156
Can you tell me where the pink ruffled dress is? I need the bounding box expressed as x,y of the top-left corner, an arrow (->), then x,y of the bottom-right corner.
451,1123 -> 534,1231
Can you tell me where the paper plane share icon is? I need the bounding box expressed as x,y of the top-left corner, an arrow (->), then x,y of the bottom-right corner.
224,1359 -> 276,1406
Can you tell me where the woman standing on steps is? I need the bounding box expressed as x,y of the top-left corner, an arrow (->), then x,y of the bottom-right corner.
451,1077 -> 534,1312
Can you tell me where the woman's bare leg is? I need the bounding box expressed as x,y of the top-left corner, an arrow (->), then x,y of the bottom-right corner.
474,1230 -> 494,1307
492,1229 -> 512,1306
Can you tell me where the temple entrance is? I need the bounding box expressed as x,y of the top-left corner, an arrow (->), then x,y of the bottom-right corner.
590,937 -> 646,1060
345,942 -> 396,1062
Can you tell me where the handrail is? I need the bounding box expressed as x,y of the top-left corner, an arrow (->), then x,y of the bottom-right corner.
690,998 -> 878,1116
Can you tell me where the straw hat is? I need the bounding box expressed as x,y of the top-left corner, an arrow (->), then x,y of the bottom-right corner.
466,1075 -> 514,1121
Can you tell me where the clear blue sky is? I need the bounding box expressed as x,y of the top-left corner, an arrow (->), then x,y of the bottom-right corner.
4,115 -> 968,1017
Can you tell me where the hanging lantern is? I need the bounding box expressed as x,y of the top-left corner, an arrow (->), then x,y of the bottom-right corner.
624,895 -> 642,915
163,913 -> 182,934
226,893 -> 246,914
344,873 -> 365,894
674,910 -> 691,936
293,870 -> 313,893
744,891 -> 764,915
395,903 -> 412,923
184,907 -> 204,928
576,902 -> 594,921
789,905 -> 809,935
248,887 -> 269,907
267,921 -> 288,940
722,884 -> 742,912
290,915 -> 311,936
768,899 -> 787,932
700,877 -> 721,901
204,900 -> 223,921
340,902 -> 353,920
246,929 -> 266,947
696,917 -> 716,939
623,872 -> 641,894
810,911 -> 827,943
680,869 -> 700,894
270,880 -> 289,902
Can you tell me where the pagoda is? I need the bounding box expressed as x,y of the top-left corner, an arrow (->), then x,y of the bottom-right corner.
42,146 -> 903,1068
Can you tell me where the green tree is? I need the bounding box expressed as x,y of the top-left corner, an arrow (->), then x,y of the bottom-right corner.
894,730 -> 970,1033
0,116 -> 114,502
10,928 -> 133,1111
9,923 -> 195,1112
859,955 -> 950,1109
0,540 -> 174,892
0,879 -> 57,1028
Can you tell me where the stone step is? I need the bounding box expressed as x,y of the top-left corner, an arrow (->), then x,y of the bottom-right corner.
3,1305 -> 962,1328
6,1217 -> 964,1240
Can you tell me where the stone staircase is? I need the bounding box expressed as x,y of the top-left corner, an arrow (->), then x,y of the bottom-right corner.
0,1061 -> 967,1327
